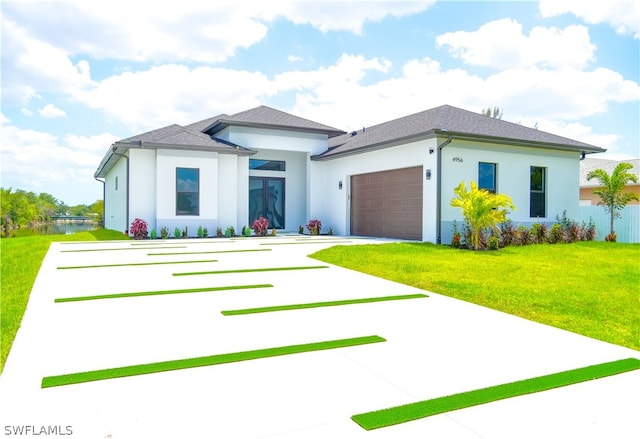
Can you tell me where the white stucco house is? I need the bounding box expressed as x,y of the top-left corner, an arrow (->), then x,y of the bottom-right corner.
94,104 -> 606,243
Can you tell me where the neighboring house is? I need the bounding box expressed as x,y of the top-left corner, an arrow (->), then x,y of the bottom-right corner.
579,158 -> 640,206
94,104 -> 605,243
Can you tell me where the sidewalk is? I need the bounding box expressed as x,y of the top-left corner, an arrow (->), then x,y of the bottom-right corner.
1,235 -> 638,438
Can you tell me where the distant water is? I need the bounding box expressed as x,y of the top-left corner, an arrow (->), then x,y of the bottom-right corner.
2,221 -> 99,238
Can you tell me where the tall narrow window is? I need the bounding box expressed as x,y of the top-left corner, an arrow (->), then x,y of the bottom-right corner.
176,168 -> 199,215
530,166 -> 546,218
478,162 -> 496,193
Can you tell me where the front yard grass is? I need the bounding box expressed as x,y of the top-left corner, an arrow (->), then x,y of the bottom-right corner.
0,229 -> 129,373
311,242 -> 640,351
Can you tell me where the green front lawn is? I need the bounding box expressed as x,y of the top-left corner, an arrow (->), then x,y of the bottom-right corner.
311,242 -> 640,351
0,229 -> 129,373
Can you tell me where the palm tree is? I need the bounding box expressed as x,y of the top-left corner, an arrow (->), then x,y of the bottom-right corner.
587,162 -> 639,239
450,181 -> 515,250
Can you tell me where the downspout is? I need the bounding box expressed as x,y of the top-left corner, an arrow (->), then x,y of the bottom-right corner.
94,176 -> 105,227
112,148 -> 130,233
435,132 -> 452,244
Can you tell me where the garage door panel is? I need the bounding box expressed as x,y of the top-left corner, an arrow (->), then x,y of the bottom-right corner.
351,166 -> 423,240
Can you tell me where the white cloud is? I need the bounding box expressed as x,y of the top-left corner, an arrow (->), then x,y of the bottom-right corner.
484,67 -> 640,120
288,55 -> 303,63
436,18 -> 596,69
39,104 -> 66,118
540,0 -> 640,39
74,65 -> 275,131
276,1 -> 435,34
1,18 -> 94,105
535,119 -> 620,150
2,2 -> 269,64
0,115 -> 118,203
2,1 -> 434,64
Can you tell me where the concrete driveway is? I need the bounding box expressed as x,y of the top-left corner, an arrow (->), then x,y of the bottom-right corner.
1,235 -> 638,438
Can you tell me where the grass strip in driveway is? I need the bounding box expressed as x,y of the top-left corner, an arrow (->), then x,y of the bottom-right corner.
351,357 -> 640,430
54,284 -> 272,303
57,260 -> 217,269
41,335 -> 386,388
173,265 -> 329,276
148,249 -> 272,256
260,241 -> 352,246
221,293 -> 428,315
62,246 -> 187,252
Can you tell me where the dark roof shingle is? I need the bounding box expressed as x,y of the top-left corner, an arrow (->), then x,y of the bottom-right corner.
319,105 -> 604,159
204,105 -> 345,137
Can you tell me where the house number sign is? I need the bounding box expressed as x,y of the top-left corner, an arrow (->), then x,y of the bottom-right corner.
452,157 -> 463,163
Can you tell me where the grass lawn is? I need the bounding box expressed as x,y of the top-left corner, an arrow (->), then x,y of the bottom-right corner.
0,229 -> 129,373
311,242 -> 640,351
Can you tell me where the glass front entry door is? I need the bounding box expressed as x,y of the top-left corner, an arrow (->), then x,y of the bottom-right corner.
249,177 -> 285,229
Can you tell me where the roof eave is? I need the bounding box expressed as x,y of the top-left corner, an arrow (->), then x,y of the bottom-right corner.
312,130 -> 605,161
94,140 -> 256,178
207,120 -> 345,138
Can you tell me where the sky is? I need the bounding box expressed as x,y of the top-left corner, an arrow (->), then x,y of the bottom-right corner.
1,0 -> 639,206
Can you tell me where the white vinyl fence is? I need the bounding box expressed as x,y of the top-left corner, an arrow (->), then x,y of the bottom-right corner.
579,205 -> 640,243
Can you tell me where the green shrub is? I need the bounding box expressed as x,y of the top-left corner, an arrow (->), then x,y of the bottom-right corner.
174,227 -> 181,238
549,223 -> 562,244
160,227 -> 169,239
197,226 -> 205,238
150,229 -> 157,239
224,226 -> 235,238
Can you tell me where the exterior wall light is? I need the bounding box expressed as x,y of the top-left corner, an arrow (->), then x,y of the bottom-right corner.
425,169 -> 432,180
338,180 -> 343,190
429,147 -> 435,154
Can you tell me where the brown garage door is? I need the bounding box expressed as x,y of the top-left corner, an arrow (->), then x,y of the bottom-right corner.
350,166 -> 423,240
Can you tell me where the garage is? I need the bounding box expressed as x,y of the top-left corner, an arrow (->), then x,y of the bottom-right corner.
350,166 -> 423,240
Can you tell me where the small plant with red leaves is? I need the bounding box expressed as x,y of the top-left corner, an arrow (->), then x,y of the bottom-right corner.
252,217 -> 269,236
129,218 -> 148,240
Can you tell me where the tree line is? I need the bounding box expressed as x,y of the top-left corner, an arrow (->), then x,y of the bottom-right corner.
1,188 -> 103,230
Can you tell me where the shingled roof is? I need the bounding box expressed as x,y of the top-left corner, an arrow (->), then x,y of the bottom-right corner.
117,124 -> 239,149
580,157 -> 640,187
94,124 -> 250,178
201,105 -> 345,137
316,105 -> 605,159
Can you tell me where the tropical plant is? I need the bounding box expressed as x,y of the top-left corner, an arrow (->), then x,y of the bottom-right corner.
499,219 -> 516,247
587,162 -> 639,238
216,227 -> 224,238
242,225 -> 252,237
129,218 -> 148,239
149,229 -> 157,239
160,226 -> 169,239
516,225 -> 533,246
174,227 -> 181,238
450,181 -> 515,250
451,220 -> 462,248
581,219 -> 596,241
252,217 -> 269,236
530,222 -> 548,244
224,226 -> 235,238
306,219 -> 322,235
181,226 -> 188,238
197,225 -> 205,238
488,234 -> 500,250
548,223 -> 563,244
